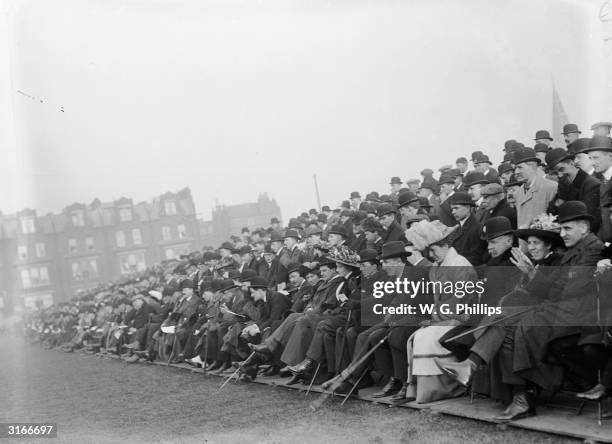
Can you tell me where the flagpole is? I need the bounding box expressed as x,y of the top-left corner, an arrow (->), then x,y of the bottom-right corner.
313,174 -> 322,211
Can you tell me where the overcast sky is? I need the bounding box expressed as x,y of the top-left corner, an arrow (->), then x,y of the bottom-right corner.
1,0 -> 610,221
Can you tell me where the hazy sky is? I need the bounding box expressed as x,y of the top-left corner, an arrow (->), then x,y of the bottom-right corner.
1,0 -> 610,221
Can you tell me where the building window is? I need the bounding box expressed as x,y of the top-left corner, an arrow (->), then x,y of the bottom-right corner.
162,226 -> 171,241
165,248 -> 175,260
22,266 -> 50,288
116,231 -> 126,248
164,200 -> 177,215
71,211 -> 85,227
119,208 -> 132,222
177,224 -> 186,239
86,237 -> 94,251
21,218 -> 35,234
18,245 -> 28,260
68,238 -> 77,254
89,259 -> 99,277
35,242 -> 46,258
132,228 -> 142,245
21,269 -> 31,289
119,252 -> 146,274
71,262 -> 81,280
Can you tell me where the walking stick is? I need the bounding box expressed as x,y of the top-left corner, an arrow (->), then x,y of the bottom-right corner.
218,351 -> 256,391
305,362 -> 322,397
340,365 -> 370,406
202,331 -> 209,373
309,332 -> 390,411
335,309 -> 352,376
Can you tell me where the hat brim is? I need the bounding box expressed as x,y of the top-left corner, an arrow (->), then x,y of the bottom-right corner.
557,214 -> 594,223
561,131 -> 581,135
380,251 -> 412,260
465,180 -> 489,187
515,228 -> 563,244
546,154 -> 574,169
328,230 -> 348,237
533,137 -> 554,141
580,147 -> 612,154
480,229 -> 514,241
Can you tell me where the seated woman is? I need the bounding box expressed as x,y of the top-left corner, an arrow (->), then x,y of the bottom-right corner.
403,220 -> 479,403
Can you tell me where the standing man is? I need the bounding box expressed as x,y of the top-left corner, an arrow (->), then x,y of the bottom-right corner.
389,177 -> 403,202
534,129 -> 554,148
449,192 -> 488,266
473,153 -> 500,183
437,174 -> 458,227
513,147 -> 557,236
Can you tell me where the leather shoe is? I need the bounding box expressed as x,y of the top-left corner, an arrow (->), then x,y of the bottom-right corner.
334,381 -> 357,396
372,377 -> 402,398
493,392 -> 535,421
287,358 -> 315,375
261,365 -> 280,377
321,375 -> 340,390
576,383 -> 609,401
434,358 -> 476,387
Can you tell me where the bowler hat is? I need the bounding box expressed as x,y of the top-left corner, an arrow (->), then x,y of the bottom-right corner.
219,279 -> 237,292
504,139 -> 517,152
239,269 -> 258,282
534,143 -> 550,154
471,150 -> 484,161
352,211 -> 367,225
448,168 -> 463,178
513,147 -> 541,165
473,154 -> 493,165
288,218 -> 302,229
376,203 -> 396,217
317,213 -> 327,223
380,241 -> 411,259
567,137 -> 591,154
390,176 -> 402,185
418,197 -> 432,209
397,191 -> 419,207
449,192 -> 475,206
503,152 -> 514,163
350,191 -> 361,199
503,174 -> 524,188
456,156 -> 468,164
419,177 -> 439,192
270,231 -> 284,242
438,164 -> 453,172
438,174 -> 455,185
557,200 -> 593,223
534,129 -> 553,141
284,229 -> 301,240
249,276 -> 268,290
463,171 -> 489,187
287,262 -> 309,277
358,248 -> 379,263
305,225 -> 323,236
321,205 -> 331,212
590,121 -> 612,130
270,217 -> 280,224
359,202 -> 376,214
420,168 -> 434,176
328,224 -> 348,237
365,191 -> 380,202
309,208 -> 318,215
545,148 -> 573,168
180,278 -> 197,290
497,162 -> 514,175
579,135 -> 612,153
481,216 -> 514,241
481,183 -> 504,197
562,123 -> 581,135
238,245 -> 253,255
219,241 -> 234,251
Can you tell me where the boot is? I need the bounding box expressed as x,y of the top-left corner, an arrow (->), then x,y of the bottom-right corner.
576,383 -> 609,401
372,377 -> 402,398
493,391 -> 536,421
287,358 -> 315,376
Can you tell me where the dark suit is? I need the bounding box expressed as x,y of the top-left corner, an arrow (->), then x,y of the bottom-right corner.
382,220 -> 407,244
482,198 -> 517,228
257,291 -> 292,332
350,233 -> 367,252
551,170 -> 601,234
452,215 -> 487,266
599,177 -> 612,243
438,197 -> 458,227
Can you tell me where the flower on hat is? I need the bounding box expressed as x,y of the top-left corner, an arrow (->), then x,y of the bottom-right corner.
522,213 -> 561,233
327,245 -> 361,266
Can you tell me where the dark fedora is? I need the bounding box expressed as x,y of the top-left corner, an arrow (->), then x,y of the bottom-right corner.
534,129 -> 553,141
418,197 -> 432,209
321,205 -> 331,212
562,123 -> 581,135
545,148 -> 573,168
376,203 -> 397,217
287,262 -> 309,277
579,135 -> 612,153
390,176 -> 402,185
471,150 -> 484,161
449,191 -> 475,206
557,200 -> 593,223
239,269 -> 258,282
350,191 -> 361,199
328,224 -> 348,237
513,147 -> 541,165
219,279 -> 237,292
503,152 -> 514,163
380,241 -> 411,259
358,248 -> 380,263
481,216 -> 514,241
463,171 -> 489,188
534,143 -> 551,154
397,191 -> 419,207
567,137 -> 591,154
438,173 -> 455,185
420,168 -> 434,176
473,153 -> 493,165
